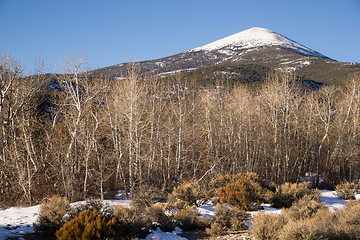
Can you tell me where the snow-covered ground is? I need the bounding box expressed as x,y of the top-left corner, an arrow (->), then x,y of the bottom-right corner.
0,204 -> 40,240
0,200 -> 132,240
145,227 -> 186,240
0,190 -> 357,239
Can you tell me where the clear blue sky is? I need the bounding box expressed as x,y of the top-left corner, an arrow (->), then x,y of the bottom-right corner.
1,0 -> 359,74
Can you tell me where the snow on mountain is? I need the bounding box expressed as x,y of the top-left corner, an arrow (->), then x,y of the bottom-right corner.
92,27 -> 336,79
190,27 -> 327,58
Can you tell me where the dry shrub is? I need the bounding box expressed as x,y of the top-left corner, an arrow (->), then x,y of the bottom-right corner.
65,199 -> 113,222
278,220 -> 323,240
113,204 -> 154,238
145,203 -> 175,232
206,204 -> 249,236
114,204 -> 149,227
55,209 -> 124,240
307,208 -> 336,239
132,185 -> 166,210
285,195 -> 328,220
217,173 -> 269,210
168,181 -> 204,208
335,182 -> 359,200
169,199 -> 190,210
145,202 -> 168,223
173,205 -> 211,230
250,212 -> 286,240
206,221 -> 228,236
210,173 -> 238,189
204,189 -> 220,205
210,172 -> 264,189
34,195 -> 69,232
253,195 -> 360,240
271,183 -> 320,208
333,200 -> 360,239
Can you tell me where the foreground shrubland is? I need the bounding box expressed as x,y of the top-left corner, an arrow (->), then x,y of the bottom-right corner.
34,184 -> 214,239
251,197 -> 360,240
34,173 -> 342,239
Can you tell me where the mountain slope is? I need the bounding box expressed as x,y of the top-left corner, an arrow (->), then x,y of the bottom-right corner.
92,27 -> 358,85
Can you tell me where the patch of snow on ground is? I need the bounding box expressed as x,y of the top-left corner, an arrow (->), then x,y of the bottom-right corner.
144,227 -> 187,240
0,205 -> 40,239
0,200 -> 132,239
114,190 -> 129,200
69,199 -> 132,209
197,205 -> 216,218
104,200 -> 132,208
247,204 -> 282,219
356,194 -> 360,200
320,190 -> 347,211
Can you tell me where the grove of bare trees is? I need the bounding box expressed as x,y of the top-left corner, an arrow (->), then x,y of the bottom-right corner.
0,53 -> 359,207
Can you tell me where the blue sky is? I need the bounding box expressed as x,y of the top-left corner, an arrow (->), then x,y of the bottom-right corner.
0,0 -> 359,74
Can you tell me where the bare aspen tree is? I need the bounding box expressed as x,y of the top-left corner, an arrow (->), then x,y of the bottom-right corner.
313,86 -> 338,184
189,80 -> 200,180
0,53 -> 44,205
146,76 -> 164,186
57,53 -> 104,200
201,90 -> 215,178
105,79 -> 127,189
116,63 -> 146,197
215,83 -> 225,174
0,53 -> 23,163
226,84 -> 252,173
336,76 -> 360,181
168,77 -> 187,183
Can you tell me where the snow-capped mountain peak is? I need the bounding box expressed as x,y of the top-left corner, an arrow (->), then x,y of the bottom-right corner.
93,27 -> 336,79
190,27 -> 326,58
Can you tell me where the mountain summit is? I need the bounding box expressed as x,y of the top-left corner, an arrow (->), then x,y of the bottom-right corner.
190,27 -> 327,59
94,27 -> 340,82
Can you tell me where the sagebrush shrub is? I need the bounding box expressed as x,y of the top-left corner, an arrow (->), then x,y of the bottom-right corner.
132,185 -> 166,210
114,204 -> 150,228
271,182 -> 320,208
55,209 -> 123,240
252,193 -> 360,240
203,189 -> 220,205
145,202 -> 175,232
286,195 -> 327,220
206,204 -> 249,236
333,200 -> 360,239
173,205 -> 211,230
145,203 -> 168,223
168,181 -> 204,207
278,220 -> 323,240
335,182 -> 359,200
307,208 -> 336,239
34,195 -> 69,232
250,212 -> 286,240
216,173 -> 268,210
210,173 -> 238,189
64,199 -> 113,222
210,172 -> 260,189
